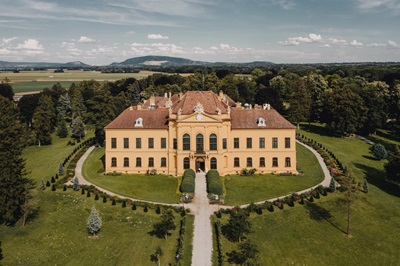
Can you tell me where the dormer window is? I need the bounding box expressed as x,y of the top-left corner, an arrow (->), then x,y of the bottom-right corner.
149,103 -> 156,110
258,117 -> 266,127
135,117 -> 143,127
244,103 -> 250,110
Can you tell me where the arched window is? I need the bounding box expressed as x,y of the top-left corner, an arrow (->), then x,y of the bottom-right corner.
196,134 -> 204,152
148,157 -> 154,167
209,134 -> 217,150
123,157 -> 129,167
135,117 -> 143,127
272,157 -> 278,167
183,134 -> 190,151
183,157 -> 190,169
136,157 -> 142,167
111,157 -> 117,167
210,157 -> 217,169
247,157 -> 253,167
259,157 -> 265,167
285,157 -> 291,167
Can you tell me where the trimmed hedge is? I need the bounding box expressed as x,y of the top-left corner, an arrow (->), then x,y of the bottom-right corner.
206,170 -> 223,195
180,169 -> 195,193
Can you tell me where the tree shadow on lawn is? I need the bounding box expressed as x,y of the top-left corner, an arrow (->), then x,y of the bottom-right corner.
304,202 -> 346,234
300,124 -> 334,137
354,163 -> 400,197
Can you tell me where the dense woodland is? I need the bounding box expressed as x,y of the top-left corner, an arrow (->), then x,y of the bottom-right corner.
1,64 -> 400,225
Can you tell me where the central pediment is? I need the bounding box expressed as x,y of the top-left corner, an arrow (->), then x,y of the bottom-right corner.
177,112 -> 221,123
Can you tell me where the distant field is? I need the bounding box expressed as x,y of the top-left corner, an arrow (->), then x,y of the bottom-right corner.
0,70 -> 157,93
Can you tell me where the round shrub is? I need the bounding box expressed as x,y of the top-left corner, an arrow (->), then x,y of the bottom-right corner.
122,201 -> 126,208
94,194 -> 99,200
132,203 -> 137,210
103,196 -> 107,203
143,205 -> 148,212
156,206 -> 161,214
112,199 -> 116,205
370,143 -> 388,160
63,185 -> 67,191
87,190 -> 91,197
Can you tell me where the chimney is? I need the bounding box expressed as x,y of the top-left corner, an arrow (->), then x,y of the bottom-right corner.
218,91 -> 224,101
179,92 -> 183,100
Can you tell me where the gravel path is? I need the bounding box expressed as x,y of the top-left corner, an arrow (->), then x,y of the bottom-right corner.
74,141 -> 332,265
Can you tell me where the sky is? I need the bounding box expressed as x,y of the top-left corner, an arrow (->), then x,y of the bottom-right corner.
0,0 -> 400,65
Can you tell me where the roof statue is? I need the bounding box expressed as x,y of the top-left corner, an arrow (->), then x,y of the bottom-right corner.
194,102 -> 204,114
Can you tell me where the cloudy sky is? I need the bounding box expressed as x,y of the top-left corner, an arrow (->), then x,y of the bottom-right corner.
1,0 -> 400,65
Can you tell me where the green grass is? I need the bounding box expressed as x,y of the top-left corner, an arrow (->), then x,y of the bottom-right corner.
0,190 -> 192,266
13,81 -> 75,93
1,130 -> 193,265
82,147 -> 180,204
214,123 -> 400,265
223,143 -> 324,206
365,128 -> 400,152
23,130 -> 94,184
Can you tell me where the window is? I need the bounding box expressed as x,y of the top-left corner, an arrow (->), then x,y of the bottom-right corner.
234,138 -> 239,149
196,134 -> 204,152
247,138 -> 252,149
222,138 -> 227,149
183,157 -> 190,169
285,137 -> 291,148
234,157 -> 240,167
183,134 -> 190,151
161,157 -> 167,167
247,157 -> 253,167
259,137 -> 265,149
161,138 -> 166,149
272,157 -> 278,167
123,157 -> 129,167
148,138 -> 154,149
258,117 -> 266,126
111,157 -> 117,167
259,157 -> 265,167
136,157 -> 142,167
135,117 -> 143,127
173,138 -> 177,149
209,134 -> 217,150
136,138 -> 141,149
285,157 -> 291,167
148,157 -> 154,167
124,138 -> 129,149
111,138 -> 116,149
210,157 -> 217,169
272,137 -> 278,149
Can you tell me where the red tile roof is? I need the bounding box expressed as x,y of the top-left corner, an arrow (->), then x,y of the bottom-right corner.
230,109 -> 296,129
171,91 -> 231,115
104,107 -> 169,129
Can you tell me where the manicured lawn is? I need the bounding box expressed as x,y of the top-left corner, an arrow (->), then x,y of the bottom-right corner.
365,128 -> 400,152
213,123 -> 400,265
224,143 -> 324,205
82,147 -> 180,204
0,189 -> 192,266
23,130 -> 94,184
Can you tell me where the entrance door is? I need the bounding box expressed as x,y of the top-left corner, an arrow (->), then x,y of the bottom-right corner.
195,157 -> 205,172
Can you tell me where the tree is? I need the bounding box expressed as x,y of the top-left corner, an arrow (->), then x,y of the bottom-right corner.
73,176 -> 80,191
0,240 -> 3,261
150,246 -> 163,266
56,116 -> 69,138
323,85 -> 366,136
227,240 -> 259,265
384,146 -> 400,183
56,93 -> 71,118
152,209 -> 176,240
303,74 -> 328,122
59,162 -> 64,176
370,143 -> 388,160
68,85 -> 86,119
87,206 -> 102,236
363,179 -> 369,193
222,208 -> 252,242
32,95 -> 56,146
329,177 -> 336,192
288,78 -> 312,128
70,116 -> 85,141
0,78 -> 14,100
0,96 -> 34,225
337,173 -> 358,237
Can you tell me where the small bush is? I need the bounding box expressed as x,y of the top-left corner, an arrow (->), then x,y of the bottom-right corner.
132,203 -> 137,210
46,181 -> 51,187
95,194 -> 99,200
122,201 -> 126,208
103,196 -> 107,203
51,184 -> 56,191
156,206 -> 161,214
112,199 -> 116,205
144,205 -> 148,212
81,188 -> 85,195
370,143 -> 388,160
63,185 -> 67,191
87,190 -> 91,197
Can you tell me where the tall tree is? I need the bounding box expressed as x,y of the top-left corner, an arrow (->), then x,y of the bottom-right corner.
222,208 -> 252,242
56,93 -> 72,118
322,85 -> 366,136
152,209 -> 176,240
337,173 -> 358,237
288,78 -> 312,128
32,95 -> 56,146
84,84 -> 116,144
87,206 -> 102,236
384,146 -> 400,183
68,85 -> 86,120
0,78 -> 14,100
56,116 -> 69,138
303,74 -> 328,122
70,116 -> 85,141
0,96 -> 34,225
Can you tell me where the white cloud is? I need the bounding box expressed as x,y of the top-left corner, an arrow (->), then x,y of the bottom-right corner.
130,42 -> 183,55
60,41 -> 82,56
147,34 -> 169,40
279,33 -> 322,46
350,40 -> 363,47
2,37 -> 17,45
367,43 -> 387,47
17,39 -> 43,50
388,40 -> 400,48
329,38 -> 348,45
356,0 -> 400,11
78,36 -> 96,43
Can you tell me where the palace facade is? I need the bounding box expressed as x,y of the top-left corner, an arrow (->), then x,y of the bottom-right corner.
104,91 -> 297,176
